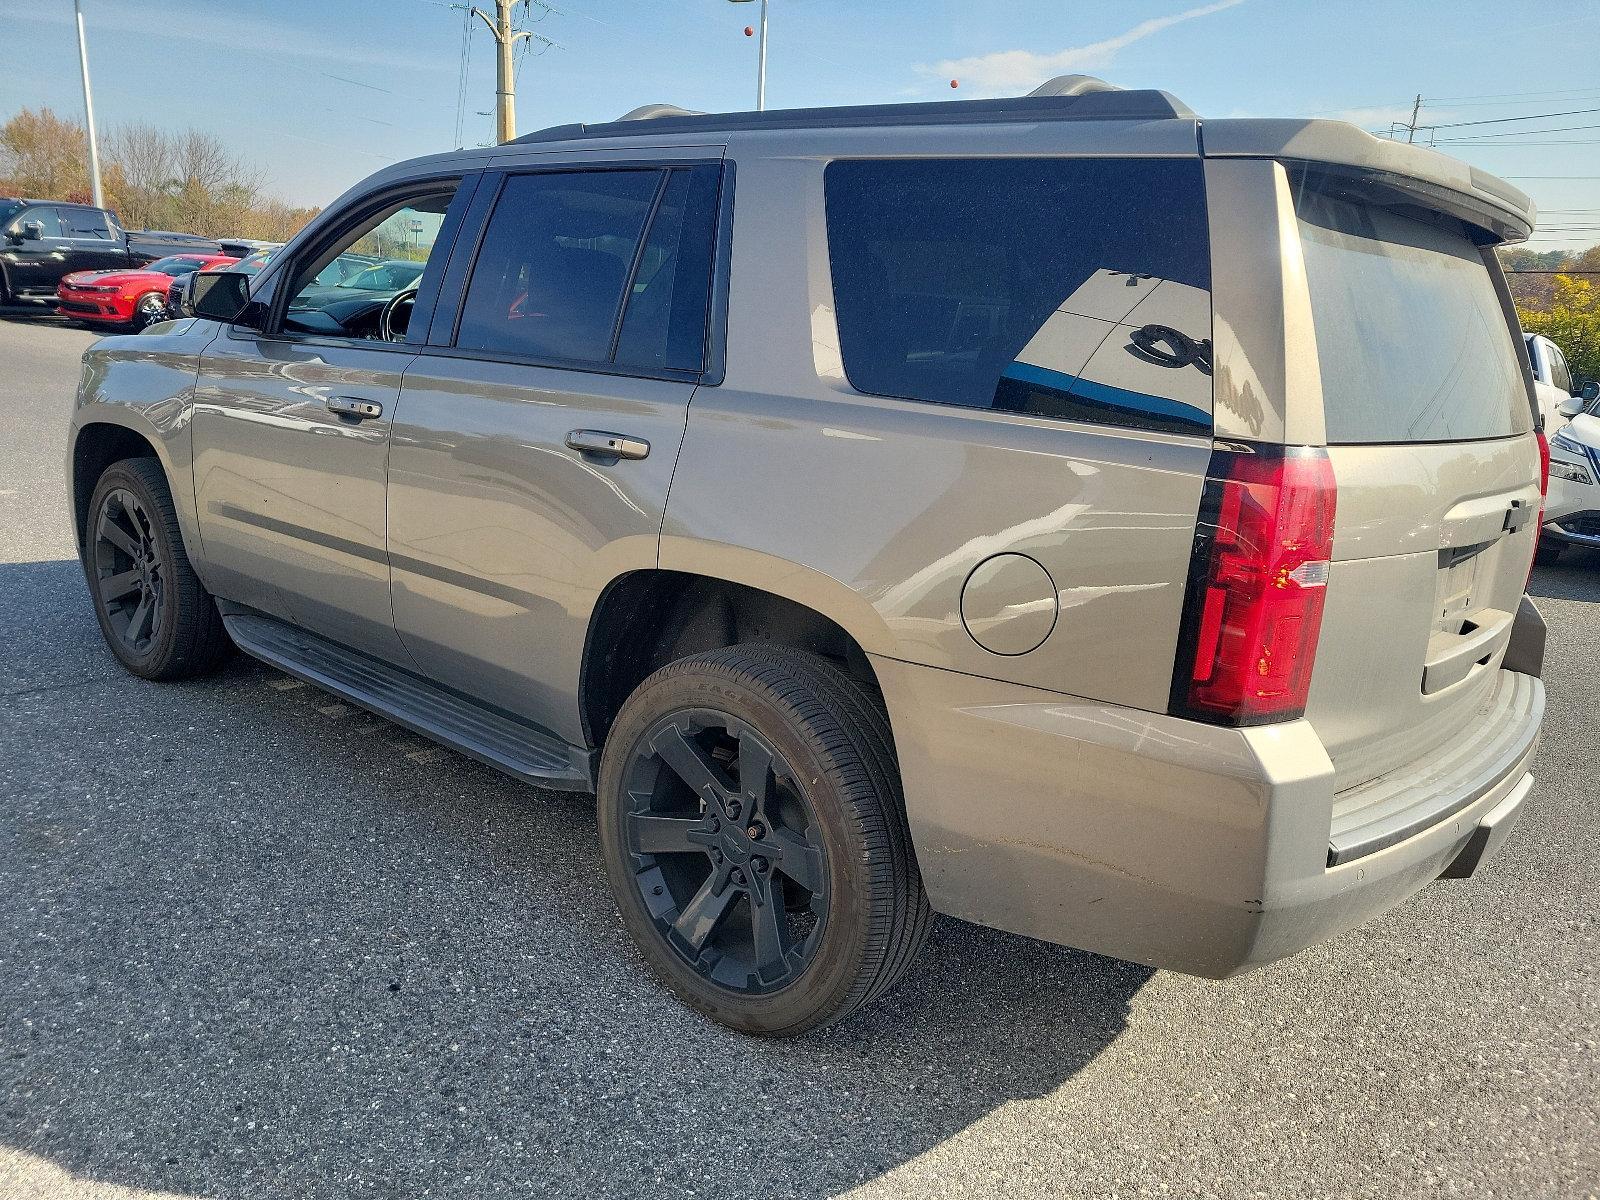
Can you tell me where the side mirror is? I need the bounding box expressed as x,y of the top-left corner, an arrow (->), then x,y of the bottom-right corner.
1559,396 -> 1584,419
191,270 -> 254,325
1581,380 -> 1599,403
19,221 -> 43,242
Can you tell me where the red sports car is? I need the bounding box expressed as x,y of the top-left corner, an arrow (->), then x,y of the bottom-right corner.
57,253 -> 238,329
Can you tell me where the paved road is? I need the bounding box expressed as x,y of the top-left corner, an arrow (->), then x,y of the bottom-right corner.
0,313 -> 1596,1200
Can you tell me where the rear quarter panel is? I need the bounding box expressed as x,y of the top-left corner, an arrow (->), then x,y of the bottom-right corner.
662,125 -> 1211,713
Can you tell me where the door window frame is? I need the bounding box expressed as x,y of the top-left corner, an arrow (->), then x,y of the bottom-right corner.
416,156 -> 734,386
231,171 -> 481,352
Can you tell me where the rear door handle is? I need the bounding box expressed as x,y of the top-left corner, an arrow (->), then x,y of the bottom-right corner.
327,396 -> 383,420
566,429 -> 650,460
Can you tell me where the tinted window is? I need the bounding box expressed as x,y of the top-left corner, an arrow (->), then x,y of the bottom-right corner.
1294,183 -> 1531,444
614,165 -> 721,373
23,207 -> 63,238
456,170 -> 661,364
61,208 -> 111,239
824,158 -> 1213,436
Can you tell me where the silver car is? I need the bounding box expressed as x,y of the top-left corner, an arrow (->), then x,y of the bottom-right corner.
67,76 -> 1548,1035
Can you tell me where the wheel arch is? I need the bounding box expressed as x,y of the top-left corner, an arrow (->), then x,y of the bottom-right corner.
70,420 -> 164,553
579,568 -> 892,752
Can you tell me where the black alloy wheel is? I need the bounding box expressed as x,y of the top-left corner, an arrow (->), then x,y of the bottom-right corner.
598,646 -> 931,1036
621,709 -> 830,994
83,457 -> 233,679
91,486 -> 167,657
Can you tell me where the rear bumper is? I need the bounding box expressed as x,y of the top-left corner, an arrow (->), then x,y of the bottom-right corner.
873,654 -> 1543,979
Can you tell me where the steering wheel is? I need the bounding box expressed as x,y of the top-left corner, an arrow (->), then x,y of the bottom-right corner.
379,284 -> 420,342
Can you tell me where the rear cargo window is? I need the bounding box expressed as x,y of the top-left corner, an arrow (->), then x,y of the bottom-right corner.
1294,184 -> 1532,444
824,158 -> 1213,437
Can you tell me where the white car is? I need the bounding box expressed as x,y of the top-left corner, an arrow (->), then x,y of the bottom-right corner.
1527,333 -> 1578,433
1542,386 -> 1600,561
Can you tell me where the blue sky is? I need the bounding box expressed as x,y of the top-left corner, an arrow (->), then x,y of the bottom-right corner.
7,0 -> 1600,247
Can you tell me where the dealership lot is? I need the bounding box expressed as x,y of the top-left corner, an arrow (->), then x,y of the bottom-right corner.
0,314 -> 1596,1198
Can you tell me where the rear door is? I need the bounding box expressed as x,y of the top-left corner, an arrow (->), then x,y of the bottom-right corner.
387,158 -> 725,745
57,206 -> 126,276
1288,175 -> 1541,792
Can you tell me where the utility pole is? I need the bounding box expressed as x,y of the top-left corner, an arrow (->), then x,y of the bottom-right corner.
467,0 -> 544,144
1404,93 -> 1424,144
73,0 -> 104,208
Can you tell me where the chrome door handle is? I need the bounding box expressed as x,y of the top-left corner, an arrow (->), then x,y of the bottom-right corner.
566,429 -> 650,460
327,396 -> 383,420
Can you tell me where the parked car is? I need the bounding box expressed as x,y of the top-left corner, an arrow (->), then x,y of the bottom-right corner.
1526,332 -> 1579,432
164,249 -> 374,320
1541,384 -> 1600,560
58,253 -> 238,329
217,238 -> 281,259
285,257 -> 426,313
68,76 -> 1548,1036
0,198 -> 220,309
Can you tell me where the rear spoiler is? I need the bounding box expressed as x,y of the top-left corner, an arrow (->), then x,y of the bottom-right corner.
1202,119 -> 1535,244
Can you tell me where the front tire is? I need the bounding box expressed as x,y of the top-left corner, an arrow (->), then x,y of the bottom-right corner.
597,645 -> 931,1036
84,458 -> 233,679
1534,536 -> 1564,565
131,291 -> 166,330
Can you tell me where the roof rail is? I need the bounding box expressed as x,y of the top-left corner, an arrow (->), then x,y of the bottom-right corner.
512,77 -> 1194,146
1027,74 -> 1120,98
616,103 -> 706,122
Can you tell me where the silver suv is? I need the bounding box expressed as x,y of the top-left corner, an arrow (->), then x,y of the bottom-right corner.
68,77 -> 1549,1035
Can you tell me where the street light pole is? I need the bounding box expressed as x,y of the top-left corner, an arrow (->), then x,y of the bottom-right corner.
756,0 -> 768,112
73,0 -> 104,208
730,0 -> 769,112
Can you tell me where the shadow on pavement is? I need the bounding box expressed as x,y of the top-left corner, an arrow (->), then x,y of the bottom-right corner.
1528,543 -> 1600,603
0,558 -> 1149,1199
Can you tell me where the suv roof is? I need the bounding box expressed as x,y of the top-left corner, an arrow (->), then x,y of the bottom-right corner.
507,73 -> 1534,243
513,74 -> 1194,144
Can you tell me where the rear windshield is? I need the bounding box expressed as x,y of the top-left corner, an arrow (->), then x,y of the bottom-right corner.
825,158 -> 1214,437
1294,182 -> 1531,444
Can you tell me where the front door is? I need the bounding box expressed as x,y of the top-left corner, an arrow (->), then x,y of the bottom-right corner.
5,205 -> 70,297
387,160 -> 725,743
191,177 -> 473,663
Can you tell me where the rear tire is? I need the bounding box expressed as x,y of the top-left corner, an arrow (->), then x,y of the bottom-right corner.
597,645 -> 931,1036
84,458 -> 234,679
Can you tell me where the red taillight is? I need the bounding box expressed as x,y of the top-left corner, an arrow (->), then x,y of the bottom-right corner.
1171,444 -> 1337,726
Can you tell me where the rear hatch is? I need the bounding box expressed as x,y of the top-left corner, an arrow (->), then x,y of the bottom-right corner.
1290,172 -> 1541,795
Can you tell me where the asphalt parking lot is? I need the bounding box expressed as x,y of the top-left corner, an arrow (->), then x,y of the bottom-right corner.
0,312 -> 1596,1200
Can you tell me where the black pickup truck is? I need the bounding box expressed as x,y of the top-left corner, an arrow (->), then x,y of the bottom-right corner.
0,197 -> 221,308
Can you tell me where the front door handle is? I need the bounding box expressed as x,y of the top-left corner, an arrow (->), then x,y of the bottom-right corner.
327,396 -> 383,421
566,429 -> 650,460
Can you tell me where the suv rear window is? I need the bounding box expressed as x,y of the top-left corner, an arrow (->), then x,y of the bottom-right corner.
1294,182 -> 1532,444
824,158 -> 1214,436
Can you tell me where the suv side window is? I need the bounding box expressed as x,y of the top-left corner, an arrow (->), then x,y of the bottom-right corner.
824,158 -> 1214,436
61,207 -> 111,239
278,181 -> 462,342
454,165 -> 720,374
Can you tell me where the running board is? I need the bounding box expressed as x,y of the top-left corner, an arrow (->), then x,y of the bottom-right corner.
223,612 -> 594,792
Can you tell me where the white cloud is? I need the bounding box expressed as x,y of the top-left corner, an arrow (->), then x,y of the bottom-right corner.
927,0 -> 1247,95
